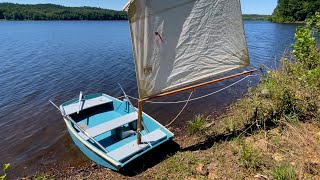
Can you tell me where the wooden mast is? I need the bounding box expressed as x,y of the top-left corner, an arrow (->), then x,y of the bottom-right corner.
137,99 -> 143,144
136,69 -> 256,144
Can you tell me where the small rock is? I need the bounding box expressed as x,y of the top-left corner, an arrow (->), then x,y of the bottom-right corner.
207,162 -> 218,171
254,139 -> 268,151
208,172 -> 219,180
196,163 -> 208,176
261,89 -> 270,97
272,153 -> 285,162
207,162 -> 219,179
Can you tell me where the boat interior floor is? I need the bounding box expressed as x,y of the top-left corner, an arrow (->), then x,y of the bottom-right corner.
67,97 -> 168,162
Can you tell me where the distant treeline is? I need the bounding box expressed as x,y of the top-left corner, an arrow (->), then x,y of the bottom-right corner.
270,0 -> 320,23
0,3 -> 128,20
243,14 -> 270,21
0,3 -> 273,22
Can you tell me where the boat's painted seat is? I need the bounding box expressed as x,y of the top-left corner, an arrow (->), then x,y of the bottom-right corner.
78,112 -> 138,140
107,129 -> 167,162
63,96 -> 112,115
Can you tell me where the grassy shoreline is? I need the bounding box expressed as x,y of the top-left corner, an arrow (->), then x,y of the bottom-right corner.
21,45 -> 320,180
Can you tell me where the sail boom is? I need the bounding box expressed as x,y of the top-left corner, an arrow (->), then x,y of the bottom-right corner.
141,69 -> 257,102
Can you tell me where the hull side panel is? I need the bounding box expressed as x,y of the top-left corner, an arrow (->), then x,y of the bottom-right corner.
68,129 -> 121,171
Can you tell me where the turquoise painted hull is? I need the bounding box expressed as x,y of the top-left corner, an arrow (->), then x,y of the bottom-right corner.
61,93 -> 174,170
68,128 -> 120,170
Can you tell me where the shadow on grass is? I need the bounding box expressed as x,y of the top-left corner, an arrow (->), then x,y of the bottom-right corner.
182,118 -> 276,152
118,140 -> 180,176
119,118 -> 276,177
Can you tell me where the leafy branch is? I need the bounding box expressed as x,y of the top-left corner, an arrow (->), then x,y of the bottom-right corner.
0,163 -> 10,180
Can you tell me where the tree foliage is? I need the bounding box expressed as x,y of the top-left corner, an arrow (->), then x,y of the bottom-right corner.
270,0 -> 320,23
243,14 -> 270,21
0,3 -> 128,20
0,163 -> 10,180
293,12 -> 320,69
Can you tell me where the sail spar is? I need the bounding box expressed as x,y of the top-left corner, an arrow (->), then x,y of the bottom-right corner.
126,0 -> 250,99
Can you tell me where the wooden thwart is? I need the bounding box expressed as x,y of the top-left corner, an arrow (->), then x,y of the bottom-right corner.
78,112 -> 138,141
63,96 -> 112,115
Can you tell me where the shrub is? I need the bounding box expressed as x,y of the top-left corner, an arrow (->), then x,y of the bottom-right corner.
187,115 -> 207,135
293,12 -> 320,69
293,26 -> 315,67
279,90 -> 298,116
0,163 -> 10,180
238,143 -> 262,171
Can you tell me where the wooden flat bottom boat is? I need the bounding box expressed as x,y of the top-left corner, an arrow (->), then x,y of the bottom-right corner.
59,93 -> 173,170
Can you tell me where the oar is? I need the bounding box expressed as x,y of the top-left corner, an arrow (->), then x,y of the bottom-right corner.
49,100 -> 109,153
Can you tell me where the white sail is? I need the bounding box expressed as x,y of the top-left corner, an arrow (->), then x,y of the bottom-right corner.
127,0 -> 250,98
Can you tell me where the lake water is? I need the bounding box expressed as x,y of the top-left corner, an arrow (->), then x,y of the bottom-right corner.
0,21 -> 298,177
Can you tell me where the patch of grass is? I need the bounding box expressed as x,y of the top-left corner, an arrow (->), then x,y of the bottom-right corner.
270,136 -> 281,147
187,115 -> 207,135
283,114 -> 299,123
156,151 -> 197,179
238,142 -> 263,171
33,172 -> 48,180
271,163 -> 297,180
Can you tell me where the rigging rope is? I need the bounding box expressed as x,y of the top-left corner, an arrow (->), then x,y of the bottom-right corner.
165,90 -> 193,127
123,74 -> 254,104
117,74 -> 257,127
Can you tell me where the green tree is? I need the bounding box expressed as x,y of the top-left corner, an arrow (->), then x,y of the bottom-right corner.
0,3 -> 128,20
270,0 -> 320,23
293,12 -> 320,69
0,10 -> 4,19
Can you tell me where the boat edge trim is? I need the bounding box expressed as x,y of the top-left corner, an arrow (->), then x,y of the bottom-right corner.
63,117 -> 121,168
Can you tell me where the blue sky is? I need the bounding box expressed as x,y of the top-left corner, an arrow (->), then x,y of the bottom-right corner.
0,0 -> 277,15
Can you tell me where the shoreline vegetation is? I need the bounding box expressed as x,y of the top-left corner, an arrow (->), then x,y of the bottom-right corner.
0,3 -> 127,20
7,13 -> 319,179
243,14 -> 270,21
0,1 -> 318,24
0,3 -> 272,22
270,0 -> 320,23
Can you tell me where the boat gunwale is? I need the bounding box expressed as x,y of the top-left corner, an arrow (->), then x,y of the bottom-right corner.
63,117 -> 122,168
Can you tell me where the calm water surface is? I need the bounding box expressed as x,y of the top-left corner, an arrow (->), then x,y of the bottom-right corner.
0,21 -> 298,176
